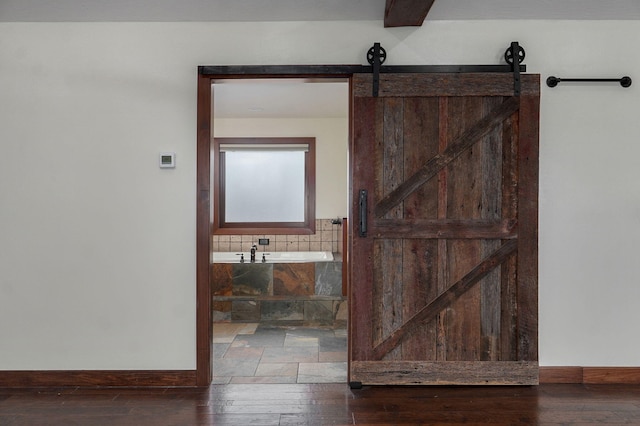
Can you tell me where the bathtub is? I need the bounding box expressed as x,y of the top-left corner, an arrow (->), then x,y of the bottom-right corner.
211,250 -> 344,325
212,251 -> 334,263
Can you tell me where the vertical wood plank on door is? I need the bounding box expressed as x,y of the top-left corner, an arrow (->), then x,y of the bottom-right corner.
516,92 -> 540,362
500,102 -> 519,361
480,96 -> 505,361
402,97 -> 440,360
436,96 -> 449,362
445,97 -> 484,361
350,95 -> 379,362
376,98 -> 405,360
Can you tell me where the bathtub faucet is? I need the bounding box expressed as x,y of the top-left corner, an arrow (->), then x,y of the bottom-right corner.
250,244 -> 258,263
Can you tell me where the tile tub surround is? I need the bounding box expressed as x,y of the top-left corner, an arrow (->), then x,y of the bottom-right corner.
212,260 -> 345,325
211,218 -> 343,253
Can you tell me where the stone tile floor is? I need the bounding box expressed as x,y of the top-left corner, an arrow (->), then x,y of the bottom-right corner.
212,322 -> 347,384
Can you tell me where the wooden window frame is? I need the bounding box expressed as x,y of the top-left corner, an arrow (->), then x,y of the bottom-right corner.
212,137 -> 316,235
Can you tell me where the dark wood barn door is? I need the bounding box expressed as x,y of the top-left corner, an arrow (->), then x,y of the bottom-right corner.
350,73 -> 540,386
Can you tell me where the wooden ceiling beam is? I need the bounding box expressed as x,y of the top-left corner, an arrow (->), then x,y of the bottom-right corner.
384,0 -> 436,27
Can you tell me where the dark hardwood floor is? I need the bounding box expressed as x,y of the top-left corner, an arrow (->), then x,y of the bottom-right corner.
1,383 -> 640,425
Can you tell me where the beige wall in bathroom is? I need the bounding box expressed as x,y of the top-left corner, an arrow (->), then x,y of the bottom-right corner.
211,218 -> 344,253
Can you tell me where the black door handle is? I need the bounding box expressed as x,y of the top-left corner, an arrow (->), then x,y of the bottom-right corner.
359,189 -> 368,237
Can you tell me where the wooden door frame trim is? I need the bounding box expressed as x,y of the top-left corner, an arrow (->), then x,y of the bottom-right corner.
196,68 -> 355,386
196,73 -> 213,386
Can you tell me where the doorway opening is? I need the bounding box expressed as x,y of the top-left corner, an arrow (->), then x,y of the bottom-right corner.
209,77 -> 350,384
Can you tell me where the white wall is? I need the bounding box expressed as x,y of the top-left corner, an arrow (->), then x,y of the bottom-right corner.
215,118 -> 349,219
1,20 -> 639,369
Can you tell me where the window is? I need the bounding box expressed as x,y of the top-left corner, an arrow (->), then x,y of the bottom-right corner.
212,137 -> 315,234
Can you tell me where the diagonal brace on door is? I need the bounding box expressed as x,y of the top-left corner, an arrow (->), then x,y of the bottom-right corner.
374,96 -> 520,218
371,239 -> 518,360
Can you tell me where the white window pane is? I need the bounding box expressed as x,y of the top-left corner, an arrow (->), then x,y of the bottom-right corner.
225,151 -> 305,222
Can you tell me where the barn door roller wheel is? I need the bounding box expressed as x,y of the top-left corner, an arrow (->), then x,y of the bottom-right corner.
504,43 -> 525,66
367,44 -> 387,66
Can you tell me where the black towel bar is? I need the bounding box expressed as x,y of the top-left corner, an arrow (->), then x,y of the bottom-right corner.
547,76 -> 632,88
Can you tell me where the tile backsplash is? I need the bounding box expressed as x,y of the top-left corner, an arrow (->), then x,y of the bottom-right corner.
211,219 -> 344,253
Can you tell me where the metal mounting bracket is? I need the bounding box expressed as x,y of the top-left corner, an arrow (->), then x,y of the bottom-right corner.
505,41 -> 525,96
367,43 -> 387,97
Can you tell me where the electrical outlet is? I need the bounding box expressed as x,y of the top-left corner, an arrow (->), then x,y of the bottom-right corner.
258,238 -> 269,245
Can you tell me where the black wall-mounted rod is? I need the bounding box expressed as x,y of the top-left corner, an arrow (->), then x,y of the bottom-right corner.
547,76 -> 632,88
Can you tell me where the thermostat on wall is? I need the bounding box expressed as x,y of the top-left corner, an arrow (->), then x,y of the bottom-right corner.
159,152 -> 175,168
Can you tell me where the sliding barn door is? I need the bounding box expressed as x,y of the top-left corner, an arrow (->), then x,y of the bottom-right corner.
349,73 -> 540,386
